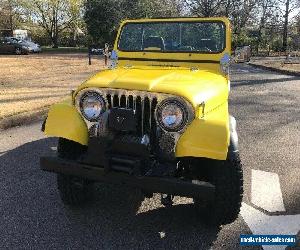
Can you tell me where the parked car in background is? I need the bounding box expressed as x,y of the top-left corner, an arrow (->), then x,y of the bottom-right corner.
89,47 -> 104,55
21,40 -> 42,53
0,37 -> 31,55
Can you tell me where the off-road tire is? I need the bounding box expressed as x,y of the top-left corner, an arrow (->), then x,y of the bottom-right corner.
56,138 -> 94,206
194,154 -> 243,226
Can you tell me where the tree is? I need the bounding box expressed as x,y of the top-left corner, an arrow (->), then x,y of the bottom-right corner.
68,0 -> 85,46
27,0 -> 70,48
21,0 -> 84,48
183,0 -> 258,36
254,0 -> 279,53
279,0 -> 298,51
282,0 -> 290,51
84,0 -> 120,45
282,0 -> 291,51
0,0 -> 23,36
230,0 -> 257,35
137,0 -> 183,18
84,0 -> 182,45
184,0 -> 231,17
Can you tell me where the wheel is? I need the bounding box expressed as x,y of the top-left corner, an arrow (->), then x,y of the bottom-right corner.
57,174 -> 94,206
15,47 -> 22,55
193,154 -> 243,226
56,138 -> 94,206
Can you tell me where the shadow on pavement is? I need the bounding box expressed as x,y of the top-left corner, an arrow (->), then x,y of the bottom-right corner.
0,138 -> 228,249
231,76 -> 300,87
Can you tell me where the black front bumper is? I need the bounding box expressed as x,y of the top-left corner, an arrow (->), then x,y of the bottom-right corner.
40,157 -> 215,200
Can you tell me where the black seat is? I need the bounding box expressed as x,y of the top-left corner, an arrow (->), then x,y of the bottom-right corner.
143,36 -> 165,51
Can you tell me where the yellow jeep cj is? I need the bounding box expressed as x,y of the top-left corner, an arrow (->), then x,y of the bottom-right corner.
41,17 -> 243,226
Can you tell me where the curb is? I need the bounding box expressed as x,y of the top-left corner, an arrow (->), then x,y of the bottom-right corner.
0,107 -> 49,131
248,62 -> 300,77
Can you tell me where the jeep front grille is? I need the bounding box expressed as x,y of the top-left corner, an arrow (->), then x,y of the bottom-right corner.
76,88 -> 194,140
105,91 -> 158,138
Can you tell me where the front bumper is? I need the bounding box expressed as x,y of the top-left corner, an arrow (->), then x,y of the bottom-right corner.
40,157 -> 215,200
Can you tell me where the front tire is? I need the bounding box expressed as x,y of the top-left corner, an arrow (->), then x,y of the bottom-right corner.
194,154 -> 243,226
56,138 -> 94,206
57,174 -> 94,206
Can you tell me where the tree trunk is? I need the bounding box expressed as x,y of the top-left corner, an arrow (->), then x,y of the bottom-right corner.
8,2 -> 13,36
51,33 -> 58,48
52,37 -> 58,48
282,0 -> 289,53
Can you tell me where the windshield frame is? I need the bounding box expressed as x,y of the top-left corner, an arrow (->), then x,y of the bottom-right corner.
117,20 -> 226,55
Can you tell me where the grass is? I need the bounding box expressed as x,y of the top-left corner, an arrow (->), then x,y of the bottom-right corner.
41,46 -> 89,53
0,53 -> 105,119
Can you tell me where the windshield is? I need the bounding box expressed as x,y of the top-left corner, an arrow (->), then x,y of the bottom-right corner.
118,21 -> 226,53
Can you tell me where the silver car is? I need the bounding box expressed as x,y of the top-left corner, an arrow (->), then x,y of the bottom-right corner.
21,40 -> 42,53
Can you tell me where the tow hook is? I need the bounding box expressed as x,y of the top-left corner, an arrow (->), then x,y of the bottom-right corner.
161,194 -> 174,207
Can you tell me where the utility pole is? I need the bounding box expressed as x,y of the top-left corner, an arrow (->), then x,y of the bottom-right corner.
282,0 -> 289,53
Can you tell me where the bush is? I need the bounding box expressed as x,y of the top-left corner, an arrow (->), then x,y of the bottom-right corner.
271,39 -> 283,52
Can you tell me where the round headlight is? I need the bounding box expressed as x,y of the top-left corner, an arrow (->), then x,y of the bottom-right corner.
156,98 -> 188,132
79,91 -> 105,121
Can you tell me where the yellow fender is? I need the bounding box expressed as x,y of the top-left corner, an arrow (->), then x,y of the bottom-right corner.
44,98 -> 88,145
176,102 -> 230,160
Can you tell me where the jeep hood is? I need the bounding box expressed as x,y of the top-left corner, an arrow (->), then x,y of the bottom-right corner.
78,66 -> 229,116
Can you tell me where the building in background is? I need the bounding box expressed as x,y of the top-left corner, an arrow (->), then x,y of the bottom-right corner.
13,29 -> 28,40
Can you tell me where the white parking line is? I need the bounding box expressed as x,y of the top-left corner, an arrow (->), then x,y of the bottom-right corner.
251,170 -> 285,212
240,202 -> 300,250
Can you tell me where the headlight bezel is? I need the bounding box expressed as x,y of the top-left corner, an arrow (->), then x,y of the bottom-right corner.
75,89 -> 106,122
155,97 -> 194,133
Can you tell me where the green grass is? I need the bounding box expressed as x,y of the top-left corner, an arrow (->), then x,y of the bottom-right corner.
41,47 -> 89,53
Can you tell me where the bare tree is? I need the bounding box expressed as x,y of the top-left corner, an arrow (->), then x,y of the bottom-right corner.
255,0 -> 279,52
0,0 -> 20,36
68,0 -> 85,46
282,0 -> 290,51
280,0 -> 298,51
184,0 -> 230,17
183,0 -> 257,35
21,0 -> 79,48
230,0 -> 257,34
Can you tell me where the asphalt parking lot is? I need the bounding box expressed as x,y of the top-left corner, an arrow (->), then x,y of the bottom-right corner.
0,63 -> 299,250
